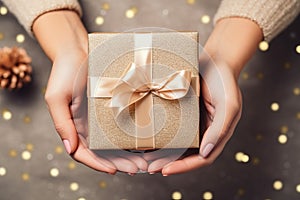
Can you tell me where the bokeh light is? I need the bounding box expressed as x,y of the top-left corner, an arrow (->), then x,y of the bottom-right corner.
259,41 -> 269,51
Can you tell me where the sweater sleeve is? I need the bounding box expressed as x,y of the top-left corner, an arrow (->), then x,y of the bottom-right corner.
1,0 -> 82,37
214,0 -> 300,42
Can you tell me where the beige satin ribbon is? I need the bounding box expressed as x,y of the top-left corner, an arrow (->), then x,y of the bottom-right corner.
107,63 -> 193,117
89,34 -> 199,149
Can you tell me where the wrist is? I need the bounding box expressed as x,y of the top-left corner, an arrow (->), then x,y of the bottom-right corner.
32,10 -> 87,62
203,17 -> 263,80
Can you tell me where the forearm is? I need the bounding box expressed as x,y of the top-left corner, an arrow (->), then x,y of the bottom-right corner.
204,17 -> 263,79
32,10 -> 87,62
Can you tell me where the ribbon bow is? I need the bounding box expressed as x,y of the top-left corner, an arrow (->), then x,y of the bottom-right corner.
109,62 -> 192,117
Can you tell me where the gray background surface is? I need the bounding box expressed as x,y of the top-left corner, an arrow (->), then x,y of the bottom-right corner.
1,0 -> 300,199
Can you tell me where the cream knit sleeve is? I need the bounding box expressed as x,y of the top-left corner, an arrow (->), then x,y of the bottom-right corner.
214,0 -> 300,41
1,0 -> 82,36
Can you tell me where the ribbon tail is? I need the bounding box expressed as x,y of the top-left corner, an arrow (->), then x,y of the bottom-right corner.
135,93 -> 155,149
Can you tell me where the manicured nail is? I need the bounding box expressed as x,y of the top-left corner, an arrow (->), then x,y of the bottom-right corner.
202,143 -> 214,158
149,172 -> 156,175
63,139 -> 71,154
162,174 -> 168,177
128,173 -> 135,176
138,170 -> 147,174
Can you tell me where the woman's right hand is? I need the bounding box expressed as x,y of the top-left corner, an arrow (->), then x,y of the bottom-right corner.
33,10 -> 147,175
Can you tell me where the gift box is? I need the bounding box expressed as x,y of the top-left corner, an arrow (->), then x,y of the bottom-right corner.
88,32 -> 200,150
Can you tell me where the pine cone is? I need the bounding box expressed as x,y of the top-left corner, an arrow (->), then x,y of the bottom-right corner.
0,47 -> 32,90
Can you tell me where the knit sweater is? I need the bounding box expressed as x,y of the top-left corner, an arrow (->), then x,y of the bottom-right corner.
1,0 -> 82,36
214,0 -> 300,41
2,0 -> 300,41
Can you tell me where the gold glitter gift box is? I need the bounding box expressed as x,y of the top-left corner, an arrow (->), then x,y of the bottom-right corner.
88,32 -> 200,150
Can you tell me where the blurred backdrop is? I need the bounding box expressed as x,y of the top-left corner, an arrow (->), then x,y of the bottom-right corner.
0,0 -> 300,199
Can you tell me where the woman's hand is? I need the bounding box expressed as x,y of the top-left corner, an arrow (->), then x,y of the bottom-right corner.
145,60 -> 242,174
33,10 -> 147,174
146,17 -> 263,175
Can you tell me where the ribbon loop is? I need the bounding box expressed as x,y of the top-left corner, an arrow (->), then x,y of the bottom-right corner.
108,63 -> 193,118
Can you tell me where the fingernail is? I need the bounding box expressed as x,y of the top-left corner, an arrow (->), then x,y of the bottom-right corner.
128,173 -> 135,176
149,172 -> 156,175
138,170 -> 147,174
63,139 -> 71,154
202,143 -> 214,158
162,174 -> 168,177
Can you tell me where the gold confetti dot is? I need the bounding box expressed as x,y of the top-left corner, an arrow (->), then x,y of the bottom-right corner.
41,87 -> 46,94
162,9 -> 169,16
259,41 -> 269,51
257,72 -> 264,79
242,154 -> 250,163
0,32 -> 4,40
256,134 -> 263,141
95,16 -> 105,25
2,109 -> 12,120
203,191 -> 213,199
102,3 -> 110,10
125,7 -> 138,19
9,149 -> 17,157
235,152 -> 249,163
296,184 -> 300,193
70,182 -> 79,191
201,15 -> 210,24
280,126 -> 288,134
297,112 -> 300,120
50,168 -> 59,177
126,10 -> 135,18
296,45 -> 300,54
78,198 -> 86,200
293,88 -> 300,96
0,167 -> 6,176
235,152 -> 244,162
0,6 -> 8,15
23,116 -> 31,124
55,146 -> 64,154
270,102 -> 280,111
172,191 -> 182,200
47,153 -> 53,160
186,0 -> 196,4
242,72 -> 249,80
131,7 -> 138,13
26,143 -> 34,151
99,181 -> 107,189
273,180 -> 283,190
22,173 -> 30,181
252,157 -> 260,165
21,150 -> 31,160
278,134 -> 288,144
16,34 -> 25,43
284,62 -> 291,69
68,161 -> 76,170
237,188 -> 245,196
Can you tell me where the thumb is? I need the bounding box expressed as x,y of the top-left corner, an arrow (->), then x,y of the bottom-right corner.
200,99 -> 241,158
45,93 -> 79,154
